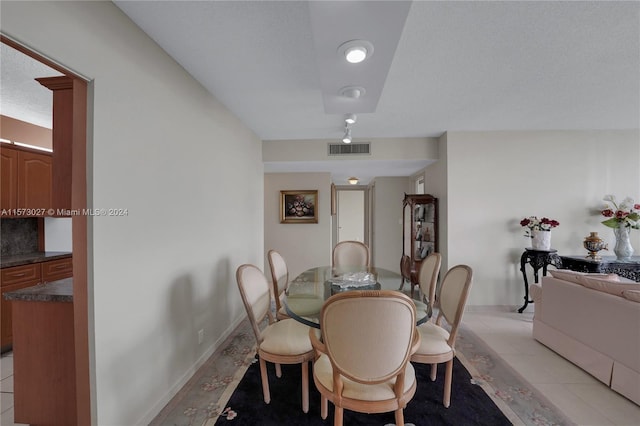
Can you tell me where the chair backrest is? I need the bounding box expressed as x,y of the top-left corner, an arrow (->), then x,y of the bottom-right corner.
418,252 -> 442,306
332,240 -> 370,268
320,290 -> 416,384
267,250 -> 288,306
400,255 -> 411,280
236,264 -> 273,344
436,265 -> 473,346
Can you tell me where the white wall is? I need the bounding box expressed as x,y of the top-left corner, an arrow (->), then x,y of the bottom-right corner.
44,217 -> 72,252
422,133 -> 448,278
2,2 -> 263,425
264,173 -> 332,280
444,130 -> 640,306
371,177 -> 412,272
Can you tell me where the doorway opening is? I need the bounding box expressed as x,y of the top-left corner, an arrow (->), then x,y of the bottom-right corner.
332,185 -> 370,258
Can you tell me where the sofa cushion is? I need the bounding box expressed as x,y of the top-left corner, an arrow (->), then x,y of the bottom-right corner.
622,289 -> 640,303
549,269 -> 620,285
580,276 -> 640,297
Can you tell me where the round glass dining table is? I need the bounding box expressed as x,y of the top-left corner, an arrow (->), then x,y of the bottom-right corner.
283,265 -> 431,329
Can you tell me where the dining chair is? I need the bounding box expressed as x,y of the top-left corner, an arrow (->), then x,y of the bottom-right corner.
267,249 -> 290,320
235,264 -> 315,413
332,240 -> 370,268
410,264 -> 473,408
413,252 -> 442,317
399,255 -> 418,297
309,290 -> 420,426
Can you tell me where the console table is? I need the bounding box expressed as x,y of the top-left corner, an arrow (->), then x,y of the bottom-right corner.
519,248 -> 562,313
559,255 -> 640,282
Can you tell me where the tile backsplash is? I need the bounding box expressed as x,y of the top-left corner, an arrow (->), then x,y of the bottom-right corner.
1,218 -> 38,256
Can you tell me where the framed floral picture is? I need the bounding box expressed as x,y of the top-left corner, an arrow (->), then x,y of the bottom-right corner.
280,190 -> 318,224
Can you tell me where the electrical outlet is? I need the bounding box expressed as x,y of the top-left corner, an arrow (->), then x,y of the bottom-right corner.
198,329 -> 204,344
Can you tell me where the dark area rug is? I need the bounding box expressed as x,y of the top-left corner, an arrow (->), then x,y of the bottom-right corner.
214,356 -> 512,425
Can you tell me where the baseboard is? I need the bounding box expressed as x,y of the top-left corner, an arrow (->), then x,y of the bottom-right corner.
136,313 -> 248,425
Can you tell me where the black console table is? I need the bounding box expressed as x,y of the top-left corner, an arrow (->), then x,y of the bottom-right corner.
519,248 -> 562,313
559,255 -> 640,282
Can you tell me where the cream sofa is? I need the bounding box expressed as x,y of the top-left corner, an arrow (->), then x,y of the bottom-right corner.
530,270 -> 640,406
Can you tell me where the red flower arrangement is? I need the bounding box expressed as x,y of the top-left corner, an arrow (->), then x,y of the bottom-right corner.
520,216 -> 560,237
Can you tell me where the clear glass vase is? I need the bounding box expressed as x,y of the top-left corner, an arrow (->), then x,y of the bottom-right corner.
613,224 -> 634,259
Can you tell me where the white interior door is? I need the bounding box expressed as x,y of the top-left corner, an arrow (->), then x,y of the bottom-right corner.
337,189 -> 365,242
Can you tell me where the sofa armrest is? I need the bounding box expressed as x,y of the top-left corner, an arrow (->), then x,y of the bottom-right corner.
530,283 -> 542,303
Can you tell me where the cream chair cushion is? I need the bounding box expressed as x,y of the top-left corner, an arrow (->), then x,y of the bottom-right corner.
313,354 -> 416,401
332,240 -> 370,267
415,322 -> 451,355
261,319 -> 313,355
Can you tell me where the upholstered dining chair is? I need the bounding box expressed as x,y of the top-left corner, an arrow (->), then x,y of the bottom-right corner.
267,249 -> 290,320
236,264 -> 315,413
411,264 -> 473,408
309,290 -> 420,426
332,240 -> 370,268
399,255 -> 418,297
413,252 -> 442,317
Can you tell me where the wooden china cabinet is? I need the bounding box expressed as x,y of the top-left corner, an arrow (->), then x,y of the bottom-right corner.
401,194 -> 438,291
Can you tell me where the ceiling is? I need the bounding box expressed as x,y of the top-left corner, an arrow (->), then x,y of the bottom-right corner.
0,43 -> 62,130
2,1 -> 639,184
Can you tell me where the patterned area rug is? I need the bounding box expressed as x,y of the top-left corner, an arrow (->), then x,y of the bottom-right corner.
209,354 -> 513,425
150,319 -> 572,426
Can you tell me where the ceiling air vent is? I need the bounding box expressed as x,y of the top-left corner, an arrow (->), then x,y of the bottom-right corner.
328,142 -> 371,156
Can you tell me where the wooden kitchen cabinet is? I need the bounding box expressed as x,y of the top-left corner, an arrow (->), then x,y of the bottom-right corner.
1,264 -> 41,352
41,257 -> 73,282
18,149 -> 52,210
1,146 -> 18,210
0,145 -> 52,214
1,257 -> 72,352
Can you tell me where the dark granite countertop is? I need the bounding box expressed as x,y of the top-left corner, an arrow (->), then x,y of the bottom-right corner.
3,278 -> 73,303
0,251 -> 72,269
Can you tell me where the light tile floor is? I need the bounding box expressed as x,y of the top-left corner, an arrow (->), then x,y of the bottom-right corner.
1,308 -> 639,426
464,307 -> 640,426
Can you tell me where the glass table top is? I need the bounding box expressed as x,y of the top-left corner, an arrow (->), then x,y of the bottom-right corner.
283,265 -> 430,328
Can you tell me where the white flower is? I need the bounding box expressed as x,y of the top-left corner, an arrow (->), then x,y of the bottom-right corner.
620,197 -> 635,210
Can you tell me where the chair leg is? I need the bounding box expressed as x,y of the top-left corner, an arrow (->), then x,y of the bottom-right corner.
275,363 -> 282,378
394,408 -> 405,426
334,406 -> 344,426
443,359 -> 453,408
301,361 -> 309,413
321,396 -> 328,419
430,363 -> 437,381
259,357 -> 270,404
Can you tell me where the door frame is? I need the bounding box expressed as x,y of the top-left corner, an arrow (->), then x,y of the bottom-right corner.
1,35 -> 91,425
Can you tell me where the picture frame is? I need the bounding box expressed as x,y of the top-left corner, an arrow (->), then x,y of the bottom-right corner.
280,190 -> 318,224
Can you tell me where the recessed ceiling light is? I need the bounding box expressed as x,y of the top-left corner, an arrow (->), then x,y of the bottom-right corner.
345,114 -> 357,124
339,86 -> 366,99
338,40 -> 374,64
345,46 -> 367,63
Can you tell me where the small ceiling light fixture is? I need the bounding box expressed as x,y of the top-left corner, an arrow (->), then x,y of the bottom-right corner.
338,40 -> 374,64
344,113 -> 357,124
348,177 -> 359,185
339,86 -> 365,99
342,126 -> 352,144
